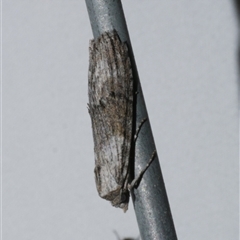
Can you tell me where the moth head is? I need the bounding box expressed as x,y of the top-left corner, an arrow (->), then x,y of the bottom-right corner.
111,189 -> 129,212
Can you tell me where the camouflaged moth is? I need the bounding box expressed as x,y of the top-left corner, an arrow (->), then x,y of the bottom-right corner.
88,30 -> 133,212
88,30 -> 156,212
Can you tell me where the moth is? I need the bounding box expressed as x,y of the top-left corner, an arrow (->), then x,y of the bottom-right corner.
88,30 -> 133,212
88,30 -> 155,212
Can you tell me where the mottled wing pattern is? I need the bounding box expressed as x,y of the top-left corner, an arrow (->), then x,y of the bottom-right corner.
88,31 -> 133,207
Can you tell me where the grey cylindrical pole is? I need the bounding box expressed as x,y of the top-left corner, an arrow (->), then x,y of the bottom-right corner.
85,1 -> 177,239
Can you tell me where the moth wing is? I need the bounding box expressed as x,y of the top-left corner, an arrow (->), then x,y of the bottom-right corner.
88,31 -> 133,200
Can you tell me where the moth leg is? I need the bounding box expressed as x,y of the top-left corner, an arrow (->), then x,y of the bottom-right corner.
134,117 -> 147,141
129,150 -> 156,189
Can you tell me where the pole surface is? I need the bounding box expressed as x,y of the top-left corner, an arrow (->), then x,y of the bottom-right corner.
85,1 -> 178,239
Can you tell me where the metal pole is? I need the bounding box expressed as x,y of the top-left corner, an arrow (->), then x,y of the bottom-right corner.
85,1 -> 178,239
